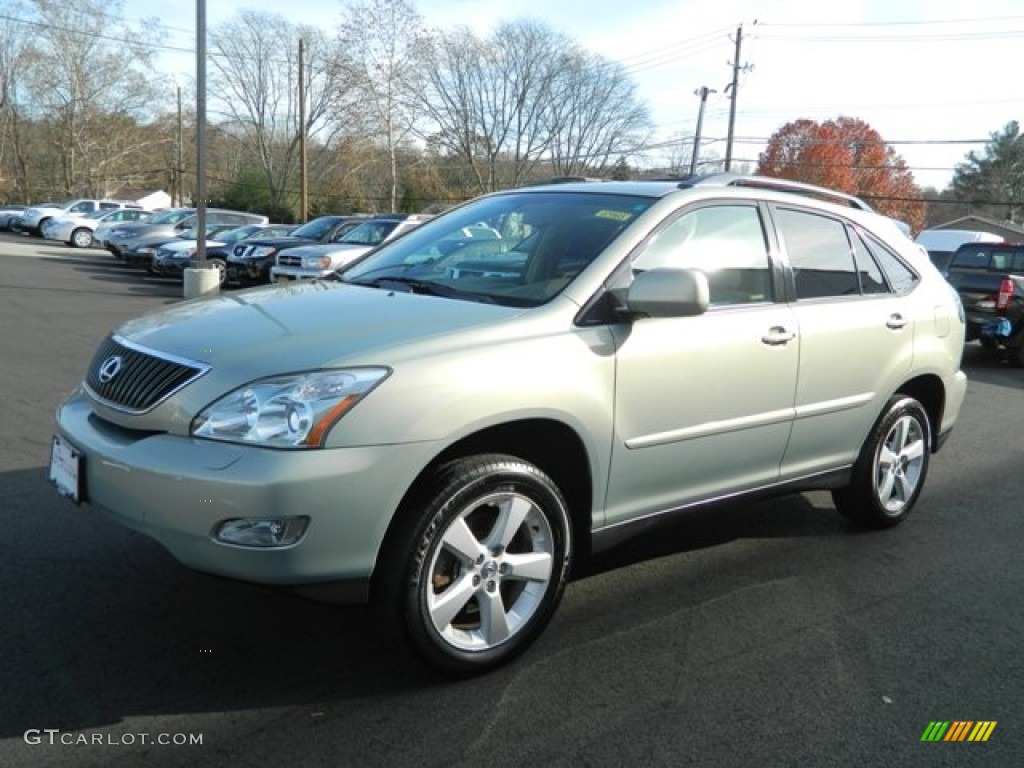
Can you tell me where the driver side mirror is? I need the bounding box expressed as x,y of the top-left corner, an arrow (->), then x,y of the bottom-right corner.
626,268 -> 709,318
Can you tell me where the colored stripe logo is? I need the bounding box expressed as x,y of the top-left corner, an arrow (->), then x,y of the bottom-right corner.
921,721 -> 997,742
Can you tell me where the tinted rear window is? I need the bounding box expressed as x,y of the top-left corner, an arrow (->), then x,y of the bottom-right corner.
951,246 -> 1024,270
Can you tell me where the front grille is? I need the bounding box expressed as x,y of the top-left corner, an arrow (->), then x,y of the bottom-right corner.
278,254 -> 302,267
84,335 -> 208,413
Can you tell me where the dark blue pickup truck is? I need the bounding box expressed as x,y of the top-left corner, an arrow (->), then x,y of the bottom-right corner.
944,242 -> 1024,365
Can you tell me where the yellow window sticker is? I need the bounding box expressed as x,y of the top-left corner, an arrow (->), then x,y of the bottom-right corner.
594,210 -> 633,221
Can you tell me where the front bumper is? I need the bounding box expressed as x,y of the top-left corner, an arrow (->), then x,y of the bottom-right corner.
225,259 -> 270,286
55,389 -> 438,599
124,249 -> 157,270
270,266 -> 330,281
153,258 -> 189,277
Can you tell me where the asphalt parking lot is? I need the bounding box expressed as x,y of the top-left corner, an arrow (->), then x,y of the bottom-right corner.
1,231 -> 1022,767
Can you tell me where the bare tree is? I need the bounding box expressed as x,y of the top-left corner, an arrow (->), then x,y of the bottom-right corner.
208,11 -> 349,214
414,19 -> 650,194
0,1 -> 35,200
546,50 -> 651,177
415,22 -> 567,194
1,0 -> 161,198
338,0 -> 424,212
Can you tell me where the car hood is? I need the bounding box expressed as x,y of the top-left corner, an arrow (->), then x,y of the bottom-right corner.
239,235 -> 314,249
131,234 -> 197,249
282,243 -> 366,258
116,281 -> 521,382
112,224 -> 174,239
158,239 -> 226,253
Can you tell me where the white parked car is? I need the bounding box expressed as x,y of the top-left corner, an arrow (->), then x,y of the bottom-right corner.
18,199 -> 144,236
0,204 -> 27,231
42,208 -> 152,248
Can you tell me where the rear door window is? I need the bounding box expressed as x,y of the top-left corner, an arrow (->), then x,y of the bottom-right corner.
774,207 -> 860,299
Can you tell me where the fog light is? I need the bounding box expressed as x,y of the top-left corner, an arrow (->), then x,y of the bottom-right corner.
214,517 -> 309,548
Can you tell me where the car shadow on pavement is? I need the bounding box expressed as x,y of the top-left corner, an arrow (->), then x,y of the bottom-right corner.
577,490 -> 850,580
1,461 -> 852,733
0,453 -> 985,751
0,467 -> 442,742
36,255 -> 186,299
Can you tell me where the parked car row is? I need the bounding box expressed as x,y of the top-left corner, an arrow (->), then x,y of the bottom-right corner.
151,223 -> 299,283
92,210 -> 434,288
2,199 -> 434,289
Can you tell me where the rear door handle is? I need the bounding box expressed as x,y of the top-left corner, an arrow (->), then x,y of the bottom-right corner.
761,326 -> 796,346
886,313 -> 909,330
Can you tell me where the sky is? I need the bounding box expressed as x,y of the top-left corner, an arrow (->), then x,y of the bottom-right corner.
134,0 -> 1024,191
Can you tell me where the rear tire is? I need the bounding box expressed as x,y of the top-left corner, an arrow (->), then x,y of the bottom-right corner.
374,454 -> 572,677
832,396 -> 931,528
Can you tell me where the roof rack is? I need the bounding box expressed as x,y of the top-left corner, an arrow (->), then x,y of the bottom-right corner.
542,176 -> 606,184
677,173 -> 874,211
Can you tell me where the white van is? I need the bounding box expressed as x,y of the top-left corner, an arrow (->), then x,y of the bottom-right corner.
915,229 -> 1003,271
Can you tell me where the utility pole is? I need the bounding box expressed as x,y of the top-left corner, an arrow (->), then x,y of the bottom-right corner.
298,38 -> 308,223
195,0 -> 207,268
183,0 -> 218,298
689,86 -> 716,177
176,85 -> 183,207
724,24 -> 751,172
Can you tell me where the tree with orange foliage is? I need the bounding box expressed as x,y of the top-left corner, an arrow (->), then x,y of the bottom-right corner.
756,117 -> 926,234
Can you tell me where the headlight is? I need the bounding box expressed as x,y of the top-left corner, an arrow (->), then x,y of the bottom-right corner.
303,255 -> 332,269
191,368 -> 389,448
251,246 -> 277,258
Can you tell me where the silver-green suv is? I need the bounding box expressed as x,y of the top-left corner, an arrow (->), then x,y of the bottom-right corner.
51,176 -> 968,676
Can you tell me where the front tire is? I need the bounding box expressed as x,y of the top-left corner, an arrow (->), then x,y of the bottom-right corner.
70,228 -> 93,248
832,396 -> 931,528
375,454 -> 572,677
209,258 -> 227,286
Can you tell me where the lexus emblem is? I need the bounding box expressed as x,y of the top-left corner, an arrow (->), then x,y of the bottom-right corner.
98,355 -> 124,384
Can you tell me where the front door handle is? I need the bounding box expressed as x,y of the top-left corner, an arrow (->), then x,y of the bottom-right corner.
886,313 -> 909,330
761,326 -> 796,346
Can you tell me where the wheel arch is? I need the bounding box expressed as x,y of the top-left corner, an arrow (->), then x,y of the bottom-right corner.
894,373 -> 945,451
371,418 -> 594,596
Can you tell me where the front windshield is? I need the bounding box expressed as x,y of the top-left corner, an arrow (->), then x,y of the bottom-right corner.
341,191 -> 653,307
218,225 -> 260,243
149,209 -> 194,225
337,220 -> 400,245
291,217 -> 340,239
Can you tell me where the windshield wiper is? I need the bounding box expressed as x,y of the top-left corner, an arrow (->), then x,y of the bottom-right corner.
350,276 -> 496,304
